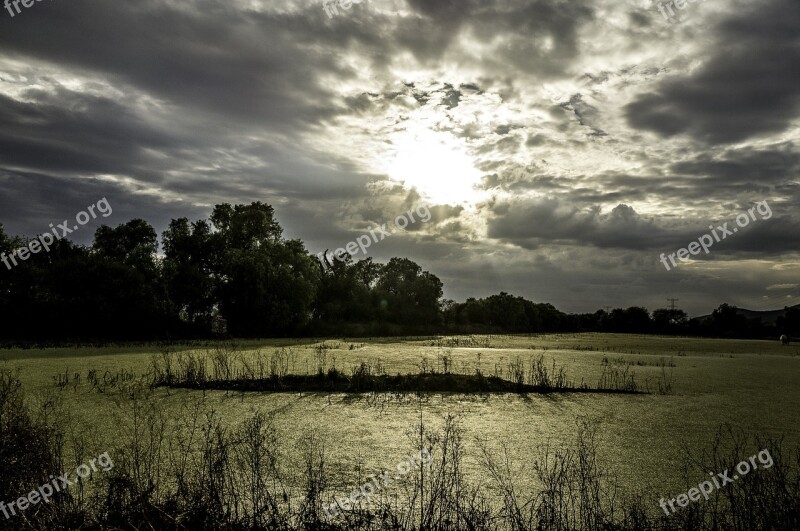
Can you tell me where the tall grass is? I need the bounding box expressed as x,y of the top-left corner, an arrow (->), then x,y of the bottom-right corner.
150,347 -> 640,394
598,356 -> 639,393
0,369 -> 79,529
5,369 -> 800,529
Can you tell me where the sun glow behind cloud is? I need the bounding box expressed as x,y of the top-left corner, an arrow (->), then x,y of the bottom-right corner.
381,128 -> 484,205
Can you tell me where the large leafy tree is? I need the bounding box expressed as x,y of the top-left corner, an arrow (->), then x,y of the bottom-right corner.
93,219 -> 159,274
209,203 -> 318,336
652,308 -> 688,333
374,258 -> 443,326
0,218 -> 170,341
445,293 -> 569,332
710,303 -> 748,337
779,306 -> 800,336
313,254 -> 374,323
162,218 -> 217,328
607,307 -> 652,333
210,202 -> 282,249
485,292 -> 530,331
88,219 -> 169,338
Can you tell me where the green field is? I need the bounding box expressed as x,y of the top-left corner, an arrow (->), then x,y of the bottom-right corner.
3,333 -> 799,518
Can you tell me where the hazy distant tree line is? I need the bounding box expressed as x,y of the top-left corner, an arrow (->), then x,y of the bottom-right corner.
0,202 -> 796,343
444,298 -> 798,339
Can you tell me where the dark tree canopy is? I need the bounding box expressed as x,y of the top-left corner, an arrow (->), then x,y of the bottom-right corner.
0,205 -> 790,343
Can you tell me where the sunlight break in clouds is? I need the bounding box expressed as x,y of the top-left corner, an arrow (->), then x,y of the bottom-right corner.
0,0 -> 798,315
382,128 -> 484,206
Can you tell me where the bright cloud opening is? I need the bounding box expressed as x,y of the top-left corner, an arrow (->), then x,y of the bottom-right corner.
382,128 -> 484,206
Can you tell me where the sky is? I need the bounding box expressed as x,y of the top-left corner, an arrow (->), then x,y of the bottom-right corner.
0,0 -> 798,316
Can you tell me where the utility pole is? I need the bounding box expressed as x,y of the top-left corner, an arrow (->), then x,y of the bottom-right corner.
666,298 -> 679,311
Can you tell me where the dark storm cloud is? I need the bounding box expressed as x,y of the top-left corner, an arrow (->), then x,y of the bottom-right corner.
0,76 -> 374,233
624,0 -> 800,144
485,195 -> 800,255
574,143 -> 800,206
0,0 -> 390,243
401,0 -> 593,74
0,0 -> 796,318
486,197 -> 666,250
670,144 -> 800,185
396,0 -> 477,59
405,0 -> 475,21
0,170 -> 207,247
427,204 -> 464,224
0,0 -> 350,128
712,213 -> 800,254
525,134 -> 546,146
0,87 -> 179,180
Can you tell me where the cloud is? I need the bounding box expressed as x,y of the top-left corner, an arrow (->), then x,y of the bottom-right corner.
486,194 -> 800,256
0,0 -> 797,316
487,197 -> 667,249
624,0 -> 800,144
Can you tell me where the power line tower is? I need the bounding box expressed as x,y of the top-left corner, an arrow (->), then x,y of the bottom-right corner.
666,298 -> 679,311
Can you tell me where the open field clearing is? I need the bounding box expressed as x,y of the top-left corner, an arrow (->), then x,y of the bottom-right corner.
2,333 -> 799,516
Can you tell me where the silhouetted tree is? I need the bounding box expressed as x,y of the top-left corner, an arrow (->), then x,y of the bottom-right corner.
778,306 -> 800,337
374,258 -> 443,326
0,208 -> 788,343
652,308 -> 688,334
88,220 -> 170,338
162,218 -> 217,331
606,307 -> 651,333
711,303 -> 748,337
210,203 -> 318,336
313,254 -> 375,324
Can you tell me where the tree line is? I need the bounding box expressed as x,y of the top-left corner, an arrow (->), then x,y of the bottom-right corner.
0,201 -> 796,343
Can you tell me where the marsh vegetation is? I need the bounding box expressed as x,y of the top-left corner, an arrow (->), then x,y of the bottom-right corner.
0,334 -> 798,530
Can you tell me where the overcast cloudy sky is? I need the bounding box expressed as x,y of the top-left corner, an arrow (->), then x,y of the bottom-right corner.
0,0 -> 798,316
